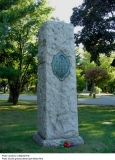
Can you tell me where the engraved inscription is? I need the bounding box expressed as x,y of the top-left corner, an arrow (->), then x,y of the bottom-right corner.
51,51 -> 70,81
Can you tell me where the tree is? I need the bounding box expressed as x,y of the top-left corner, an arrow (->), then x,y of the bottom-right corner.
99,52 -> 115,92
0,0 -> 53,105
76,69 -> 85,92
70,0 -> 115,65
76,48 -> 96,92
78,50 -> 96,72
85,67 -> 110,95
1,80 -> 7,93
0,1 -> 14,29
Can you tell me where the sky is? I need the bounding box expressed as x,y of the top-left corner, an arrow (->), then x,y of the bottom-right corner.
48,0 -> 84,32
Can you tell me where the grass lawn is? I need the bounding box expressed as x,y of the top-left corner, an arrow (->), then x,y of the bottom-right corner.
77,94 -> 100,98
0,99 -> 115,153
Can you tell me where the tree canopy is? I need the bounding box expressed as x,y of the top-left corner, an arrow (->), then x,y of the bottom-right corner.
0,0 -> 53,104
85,67 -> 110,85
70,0 -> 115,65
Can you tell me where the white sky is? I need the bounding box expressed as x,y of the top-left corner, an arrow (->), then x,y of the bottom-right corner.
48,0 -> 84,32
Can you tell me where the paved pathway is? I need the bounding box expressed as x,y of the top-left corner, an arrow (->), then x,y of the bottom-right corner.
78,94 -> 115,106
0,93 -> 115,106
0,94 -> 37,101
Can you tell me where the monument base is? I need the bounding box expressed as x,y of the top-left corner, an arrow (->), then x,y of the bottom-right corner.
33,132 -> 84,147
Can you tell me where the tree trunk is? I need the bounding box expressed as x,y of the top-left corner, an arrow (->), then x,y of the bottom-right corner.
105,86 -> 108,93
3,86 -> 6,93
8,89 -> 13,103
8,85 -> 20,105
89,83 -> 95,96
12,93 -> 19,105
12,90 -> 20,105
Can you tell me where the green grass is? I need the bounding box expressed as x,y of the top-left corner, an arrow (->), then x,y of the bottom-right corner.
0,99 -> 115,153
77,94 -> 100,98
78,94 -> 92,98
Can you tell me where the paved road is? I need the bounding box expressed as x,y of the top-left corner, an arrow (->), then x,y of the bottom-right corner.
0,93 -> 115,106
78,95 -> 115,106
0,94 -> 37,101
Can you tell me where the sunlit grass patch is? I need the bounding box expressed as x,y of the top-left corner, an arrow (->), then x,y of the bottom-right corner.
0,101 -> 115,153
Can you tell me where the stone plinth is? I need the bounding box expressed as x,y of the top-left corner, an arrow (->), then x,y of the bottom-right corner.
33,21 -> 84,147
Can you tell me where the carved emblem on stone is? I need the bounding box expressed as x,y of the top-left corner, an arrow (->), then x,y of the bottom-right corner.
51,51 -> 70,81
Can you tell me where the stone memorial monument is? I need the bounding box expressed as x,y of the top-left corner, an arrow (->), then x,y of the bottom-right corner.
33,21 -> 84,147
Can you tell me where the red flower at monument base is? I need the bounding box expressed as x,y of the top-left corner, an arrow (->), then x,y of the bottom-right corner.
64,141 -> 70,147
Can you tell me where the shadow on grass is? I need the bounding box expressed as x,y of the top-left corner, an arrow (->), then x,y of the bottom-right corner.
0,101 -> 115,153
0,99 -> 37,111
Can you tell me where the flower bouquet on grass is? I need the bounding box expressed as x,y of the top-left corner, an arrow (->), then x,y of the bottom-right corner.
60,141 -> 75,148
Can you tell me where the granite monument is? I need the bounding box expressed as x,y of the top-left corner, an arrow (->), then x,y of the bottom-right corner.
33,21 -> 84,147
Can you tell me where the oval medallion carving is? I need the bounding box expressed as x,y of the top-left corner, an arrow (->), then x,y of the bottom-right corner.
51,51 -> 70,81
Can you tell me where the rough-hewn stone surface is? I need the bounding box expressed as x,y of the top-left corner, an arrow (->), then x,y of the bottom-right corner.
33,21 -> 84,147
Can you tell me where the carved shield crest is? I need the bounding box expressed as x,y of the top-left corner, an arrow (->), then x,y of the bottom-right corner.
51,51 -> 70,81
